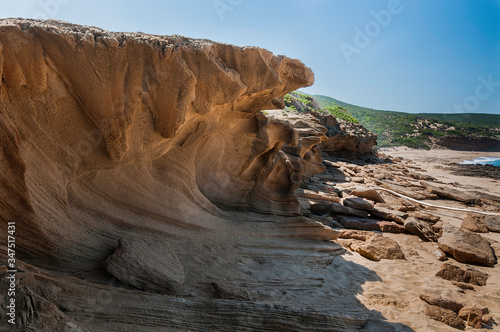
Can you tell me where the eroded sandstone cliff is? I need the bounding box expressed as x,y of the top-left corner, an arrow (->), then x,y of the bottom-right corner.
0,19 -> 394,331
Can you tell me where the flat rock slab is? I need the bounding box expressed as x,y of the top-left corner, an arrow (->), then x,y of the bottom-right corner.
419,294 -> 464,312
343,197 -> 374,211
438,225 -> 497,267
370,207 -> 407,224
336,215 -> 406,234
104,238 -> 185,295
330,202 -> 368,218
435,263 -> 489,286
420,181 -> 477,204
351,188 -> 385,203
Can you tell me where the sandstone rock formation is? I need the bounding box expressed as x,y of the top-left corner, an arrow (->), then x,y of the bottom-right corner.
0,19 -> 397,331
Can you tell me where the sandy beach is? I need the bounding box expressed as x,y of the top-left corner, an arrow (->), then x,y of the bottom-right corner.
339,147 -> 500,331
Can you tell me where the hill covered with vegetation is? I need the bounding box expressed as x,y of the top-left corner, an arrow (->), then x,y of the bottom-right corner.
305,93 -> 500,149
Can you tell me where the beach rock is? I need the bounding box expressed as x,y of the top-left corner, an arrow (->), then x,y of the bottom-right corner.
452,282 -> 474,290
309,202 -> 331,216
411,211 -> 440,224
404,217 -> 438,242
296,189 -> 341,203
103,238 -> 185,295
463,213 -> 500,233
461,213 -> 489,233
438,225 -> 497,267
435,263 -> 489,286
370,208 -> 407,224
458,306 -> 485,329
336,230 -> 405,261
335,216 -> 405,233
343,197 -> 374,211
485,215 -> 500,232
420,181 -> 478,204
419,294 -> 464,312
351,188 -> 385,203
424,305 -> 465,330
350,177 -> 365,183
329,202 -> 368,218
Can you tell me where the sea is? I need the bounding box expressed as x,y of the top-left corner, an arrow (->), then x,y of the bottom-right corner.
461,157 -> 500,167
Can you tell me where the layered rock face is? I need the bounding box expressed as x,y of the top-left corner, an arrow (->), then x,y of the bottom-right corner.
0,19 -> 393,331
0,19 -> 317,266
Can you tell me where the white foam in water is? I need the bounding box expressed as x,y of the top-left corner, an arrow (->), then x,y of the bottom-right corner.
461,157 -> 500,165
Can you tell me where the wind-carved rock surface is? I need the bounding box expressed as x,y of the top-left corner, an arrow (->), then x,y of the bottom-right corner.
0,19 -> 401,331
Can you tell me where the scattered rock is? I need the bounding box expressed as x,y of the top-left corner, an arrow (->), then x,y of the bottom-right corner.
435,263 -> 489,286
103,238 -> 185,295
411,211 -> 440,224
296,189 -> 341,203
404,217 -> 438,242
424,305 -> 465,330
370,208 -> 407,224
419,294 -> 464,312
458,306 -> 485,329
335,215 -> 406,233
343,197 -> 374,211
462,213 -> 500,233
350,177 -> 365,183
336,230 -> 405,261
420,181 -> 477,204
431,221 -> 443,237
351,188 -> 385,203
329,202 -> 369,218
484,214 -> 500,232
438,225 -> 497,267
461,213 -> 489,233
482,314 -> 494,326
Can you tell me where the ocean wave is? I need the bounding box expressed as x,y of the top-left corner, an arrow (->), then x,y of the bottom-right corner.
461,157 -> 500,165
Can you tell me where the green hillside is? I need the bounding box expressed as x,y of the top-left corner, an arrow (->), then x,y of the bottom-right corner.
307,93 -> 500,149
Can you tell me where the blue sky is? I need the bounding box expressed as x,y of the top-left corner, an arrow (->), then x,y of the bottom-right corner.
1,0 -> 499,114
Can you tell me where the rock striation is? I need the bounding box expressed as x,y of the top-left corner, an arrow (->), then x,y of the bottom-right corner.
0,19 -> 389,331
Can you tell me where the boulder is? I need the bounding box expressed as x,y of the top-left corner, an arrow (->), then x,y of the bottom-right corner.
103,238 -> 185,295
343,197 -> 374,211
351,188 -> 385,203
404,217 -> 438,242
435,263 -> 489,286
418,294 -> 464,312
438,225 -> 497,267
424,305 -> 465,330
